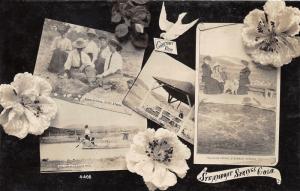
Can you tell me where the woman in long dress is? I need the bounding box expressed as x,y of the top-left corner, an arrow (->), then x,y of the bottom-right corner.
94,34 -> 110,75
83,28 -> 99,65
237,60 -> 251,95
48,24 -> 72,75
202,56 -> 223,94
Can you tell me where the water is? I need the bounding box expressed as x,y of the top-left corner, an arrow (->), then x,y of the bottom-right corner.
40,143 -> 128,160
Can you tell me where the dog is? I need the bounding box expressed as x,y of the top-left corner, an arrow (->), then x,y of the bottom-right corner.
223,79 -> 239,95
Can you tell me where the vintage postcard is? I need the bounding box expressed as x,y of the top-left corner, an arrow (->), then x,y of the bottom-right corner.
194,23 -> 280,166
40,98 -> 146,172
34,19 -> 145,114
123,51 -> 195,144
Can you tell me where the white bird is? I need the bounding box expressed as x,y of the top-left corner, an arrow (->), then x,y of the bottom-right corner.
159,2 -> 199,40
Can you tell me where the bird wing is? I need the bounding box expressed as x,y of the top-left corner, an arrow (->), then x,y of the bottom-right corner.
170,18 -> 199,37
159,2 -> 174,31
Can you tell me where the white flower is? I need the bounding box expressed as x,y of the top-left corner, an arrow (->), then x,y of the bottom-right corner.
0,73 -> 57,139
126,128 -> 191,191
242,0 -> 300,67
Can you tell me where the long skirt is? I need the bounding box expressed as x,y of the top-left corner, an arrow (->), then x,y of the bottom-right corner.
203,77 -> 223,94
237,85 -> 249,95
237,79 -> 250,95
48,49 -> 68,74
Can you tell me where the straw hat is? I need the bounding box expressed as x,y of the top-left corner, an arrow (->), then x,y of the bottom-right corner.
213,63 -> 221,69
241,60 -> 249,66
108,39 -> 122,51
73,38 -> 87,49
87,29 -> 97,36
98,34 -> 107,40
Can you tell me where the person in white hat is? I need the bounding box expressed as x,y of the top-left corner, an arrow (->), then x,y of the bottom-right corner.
64,38 -> 96,85
83,28 -> 99,66
211,63 -> 223,83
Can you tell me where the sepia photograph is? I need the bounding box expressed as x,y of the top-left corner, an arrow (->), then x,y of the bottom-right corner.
194,23 -> 280,165
123,51 -> 195,144
40,99 -> 146,172
34,19 -> 145,114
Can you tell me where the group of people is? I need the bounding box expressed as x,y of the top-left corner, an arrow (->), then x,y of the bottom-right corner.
48,24 -> 123,86
201,56 -> 251,95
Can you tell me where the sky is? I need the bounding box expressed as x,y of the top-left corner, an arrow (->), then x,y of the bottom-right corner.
197,23 -> 280,87
138,51 -> 195,98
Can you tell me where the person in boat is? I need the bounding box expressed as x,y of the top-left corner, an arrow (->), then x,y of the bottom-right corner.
64,38 -> 97,86
48,24 -> 72,75
83,29 -> 99,65
84,125 -> 91,141
237,60 -> 251,95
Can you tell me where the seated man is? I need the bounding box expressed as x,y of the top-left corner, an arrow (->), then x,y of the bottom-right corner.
64,38 -> 97,86
96,39 -> 123,79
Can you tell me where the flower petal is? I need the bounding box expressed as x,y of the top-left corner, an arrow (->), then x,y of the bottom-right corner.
0,108 -> 10,125
2,113 -> 29,139
244,9 -> 266,29
145,182 -> 157,191
0,84 -> 18,108
133,128 -> 154,148
133,159 -> 155,182
37,95 -> 57,120
141,161 -> 155,182
126,144 -> 149,163
32,75 -> 52,96
167,160 -> 189,178
275,8 -> 300,35
11,73 -> 38,96
263,0 -> 286,20
173,140 -> 191,160
11,73 -> 52,99
242,9 -> 270,47
126,160 -> 139,173
152,163 -> 177,190
24,108 -> 50,135
154,128 -> 177,140
242,0 -> 300,67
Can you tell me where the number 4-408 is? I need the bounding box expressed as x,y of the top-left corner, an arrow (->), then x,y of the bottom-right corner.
79,174 -> 92,179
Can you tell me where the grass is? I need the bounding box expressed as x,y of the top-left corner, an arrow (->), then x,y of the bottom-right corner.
34,20 -> 144,113
197,103 -> 276,155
